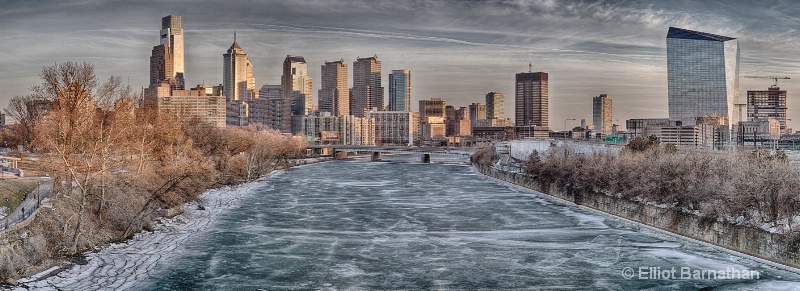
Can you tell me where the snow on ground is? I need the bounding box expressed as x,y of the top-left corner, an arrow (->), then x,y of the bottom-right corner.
12,170 -> 292,290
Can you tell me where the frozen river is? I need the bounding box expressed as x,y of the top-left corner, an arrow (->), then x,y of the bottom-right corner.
23,154 -> 800,289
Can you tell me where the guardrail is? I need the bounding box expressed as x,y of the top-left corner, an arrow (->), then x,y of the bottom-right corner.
1,179 -> 50,232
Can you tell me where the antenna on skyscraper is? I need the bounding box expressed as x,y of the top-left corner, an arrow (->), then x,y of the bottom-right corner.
529,62 -> 532,73
234,30 -> 237,42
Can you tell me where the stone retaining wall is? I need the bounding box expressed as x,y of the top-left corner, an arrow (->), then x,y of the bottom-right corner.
475,165 -> 800,269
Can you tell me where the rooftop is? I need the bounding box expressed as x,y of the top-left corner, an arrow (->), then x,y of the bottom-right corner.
667,27 -> 736,42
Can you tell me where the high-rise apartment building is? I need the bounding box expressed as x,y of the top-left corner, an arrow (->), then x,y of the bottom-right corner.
747,86 -> 787,133
667,27 -> 739,127
223,34 -> 255,102
485,92 -> 504,119
151,83 -> 226,127
593,94 -> 613,135
515,71 -> 549,127
302,114 -> 375,145
365,110 -> 419,146
249,84 -> 283,129
319,59 -> 349,116
351,55 -> 384,117
149,15 -> 184,91
389,69 -> 412,111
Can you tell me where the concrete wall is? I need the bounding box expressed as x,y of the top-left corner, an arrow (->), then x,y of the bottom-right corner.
475,165 -> 800,269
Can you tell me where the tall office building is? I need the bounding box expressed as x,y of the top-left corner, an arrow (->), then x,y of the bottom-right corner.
667,27 -> 739,127
485,92 -> 504,119
222,33 -> 255,102
515,71 -> 549,127
747,86 -> 787,133
280,55 -> 313,133
592,94 -> 613,135
468,102 -> 487,129
150,15 -> 184,90
389,69 -> 412,111
319,59 -> 349,116
282,55 -> 313,116
149,44 -> 174,87
351,55 -> 384,117
445,105 -> 456,136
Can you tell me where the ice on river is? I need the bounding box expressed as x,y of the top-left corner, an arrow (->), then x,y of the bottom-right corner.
16,155 -> 800,290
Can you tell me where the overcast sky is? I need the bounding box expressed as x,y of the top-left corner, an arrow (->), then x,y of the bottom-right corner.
3,0 -> 800,130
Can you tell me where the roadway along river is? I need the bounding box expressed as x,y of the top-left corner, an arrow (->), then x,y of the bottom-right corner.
140,155 -> 800,289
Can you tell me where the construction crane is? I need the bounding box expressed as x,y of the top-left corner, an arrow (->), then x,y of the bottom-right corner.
743,76 -> 790,87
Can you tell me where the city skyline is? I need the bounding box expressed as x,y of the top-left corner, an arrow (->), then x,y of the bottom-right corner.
4,1 -> 800,130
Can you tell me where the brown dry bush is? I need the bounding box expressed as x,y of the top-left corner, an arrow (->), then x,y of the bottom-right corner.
471,146 -> 498,167
0,61 -> 310,280
521,144 -> 800,234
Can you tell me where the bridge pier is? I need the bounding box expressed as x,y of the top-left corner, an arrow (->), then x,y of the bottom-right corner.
334,150 -> 348,160
371,152 -> 382,161
421,153 -> 430,163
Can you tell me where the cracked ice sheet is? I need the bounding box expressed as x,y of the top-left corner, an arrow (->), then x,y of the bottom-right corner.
14,172 -> 282,291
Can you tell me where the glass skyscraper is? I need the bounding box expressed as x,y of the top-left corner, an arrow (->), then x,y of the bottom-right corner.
389,70 -> 411,112
667,27 -> 739,127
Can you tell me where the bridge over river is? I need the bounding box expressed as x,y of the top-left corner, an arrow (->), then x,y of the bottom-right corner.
308,145 -> 476,162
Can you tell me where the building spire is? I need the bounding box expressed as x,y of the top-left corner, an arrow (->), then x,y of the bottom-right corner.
234,30 -> 237,43
529,62 -> 532,73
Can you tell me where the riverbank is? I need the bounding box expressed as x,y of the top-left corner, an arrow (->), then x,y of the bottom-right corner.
473,164 -> 800,273
9,158 -> 330,290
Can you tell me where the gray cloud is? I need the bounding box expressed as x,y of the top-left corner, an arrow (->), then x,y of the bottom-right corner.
2,0 -> 800,129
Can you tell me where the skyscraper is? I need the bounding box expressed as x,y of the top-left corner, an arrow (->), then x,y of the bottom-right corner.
150,15 -> 184,90
468,102 -> 487,127
485,92 -> 504,119
222,33 -> 255,102
515,71 -> 549,127
351,55 -> 384,117
389,69 -> 412,111
149,44 -> 174,87
281,55 -> 313,133
667,27 -> 739,127
319,59 -> 349,116
593,94 -> 613,135
282,55 -> 313,116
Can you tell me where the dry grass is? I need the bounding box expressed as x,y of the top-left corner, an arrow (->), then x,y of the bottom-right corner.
16,158 -> 48,177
